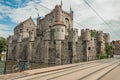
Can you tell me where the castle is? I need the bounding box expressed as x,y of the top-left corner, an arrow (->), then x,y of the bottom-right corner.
7,4 -> 110,64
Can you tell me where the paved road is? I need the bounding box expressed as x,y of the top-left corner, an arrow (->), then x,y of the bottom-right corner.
0,58 -> 120,80
100,65 -> 120,80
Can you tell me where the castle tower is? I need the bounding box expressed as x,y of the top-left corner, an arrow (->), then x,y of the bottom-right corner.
55,5 -> 62,22
97,31 -> 105,56
53,21 -> 66,40
83,29 -> 91,41
104,33 -> 110,45
71,28 -> 78,63
81,29 -> 91,61
70,5 -> 73,20
97,31 -> 103,42
52,21 -> 66,64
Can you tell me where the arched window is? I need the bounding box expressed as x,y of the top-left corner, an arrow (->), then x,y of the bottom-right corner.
65,18 -> 69,22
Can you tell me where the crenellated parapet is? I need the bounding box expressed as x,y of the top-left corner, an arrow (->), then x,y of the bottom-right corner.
81,29 -> 91,41
68,28 -> 78,42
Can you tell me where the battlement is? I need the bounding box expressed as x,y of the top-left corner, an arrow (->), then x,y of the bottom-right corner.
81,29 -> 91,41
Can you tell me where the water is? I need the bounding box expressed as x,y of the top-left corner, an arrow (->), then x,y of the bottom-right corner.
0,62 -> 5,75
0,60 -> 59,74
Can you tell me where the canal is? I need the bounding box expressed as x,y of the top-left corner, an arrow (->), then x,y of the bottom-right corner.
0,61 -> 5,75
0,60 -> 59,74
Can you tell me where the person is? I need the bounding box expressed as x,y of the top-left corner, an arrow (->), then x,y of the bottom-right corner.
22,60 -> 32,70
12,59 -> 22,72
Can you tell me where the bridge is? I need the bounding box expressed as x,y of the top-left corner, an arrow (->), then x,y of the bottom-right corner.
0,58 -> 120,80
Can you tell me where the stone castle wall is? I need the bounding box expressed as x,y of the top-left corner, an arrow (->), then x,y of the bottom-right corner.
7,4 -> 110,64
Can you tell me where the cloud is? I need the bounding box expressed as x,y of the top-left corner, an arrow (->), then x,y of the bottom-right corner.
0,0 -> 120,40
0,24 -> 13,38
0,15 -> 3,19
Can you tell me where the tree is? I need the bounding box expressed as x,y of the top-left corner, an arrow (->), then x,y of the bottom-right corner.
105,44 -> 113,57
91,30 -> 96,37
0,37 -> 6,53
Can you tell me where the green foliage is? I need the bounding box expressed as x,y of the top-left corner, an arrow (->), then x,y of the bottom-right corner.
91,30 -> 96,37
99,53 -> 107,59
0,37 -> 6,53
0,54 -> 6,57
74,59 -> 79,63
105,44 -> 113,57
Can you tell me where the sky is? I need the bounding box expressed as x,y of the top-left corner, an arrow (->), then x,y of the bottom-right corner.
0,0 -> 120,41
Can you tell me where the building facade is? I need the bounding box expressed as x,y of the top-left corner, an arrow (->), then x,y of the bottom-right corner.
7,4 -> 110,64
112,40 -> 120,55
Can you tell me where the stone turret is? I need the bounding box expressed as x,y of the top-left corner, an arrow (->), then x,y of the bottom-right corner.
97,31 -> 103,42
104,33 -> 110,44
70,7 -> 73,20
53,21 -> 66,40
55,5 -> 62,22
83,29 -> 91,41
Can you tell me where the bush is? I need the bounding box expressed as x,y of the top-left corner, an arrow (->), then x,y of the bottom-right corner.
99,53 -> 107,59
91,30 -> 96,37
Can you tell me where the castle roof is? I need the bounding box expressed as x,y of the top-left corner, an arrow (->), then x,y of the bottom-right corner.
14,17 -> 35,30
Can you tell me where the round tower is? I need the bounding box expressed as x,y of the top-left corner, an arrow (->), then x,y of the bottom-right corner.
104,33 -> 110,43
53,21 -> 66,40
83,29 -> 91,41
97,31 -> 103,42
55,5 -> 62,22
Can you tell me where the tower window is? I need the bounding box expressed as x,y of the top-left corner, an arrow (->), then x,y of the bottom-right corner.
88,47 -> 91,50
65,18 -> 69,22
54,41 -> 56,44
49,26 -> 51,28
20,29 -> 22,33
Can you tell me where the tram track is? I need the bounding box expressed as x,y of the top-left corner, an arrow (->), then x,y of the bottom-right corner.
5,58 -> 119,80
25,59 -> 118,80
13,59 -> 111,80
78,61 -> 120,80
46,59 -> 120,80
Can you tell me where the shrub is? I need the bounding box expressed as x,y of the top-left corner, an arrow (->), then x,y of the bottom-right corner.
99,53 -> 107,59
